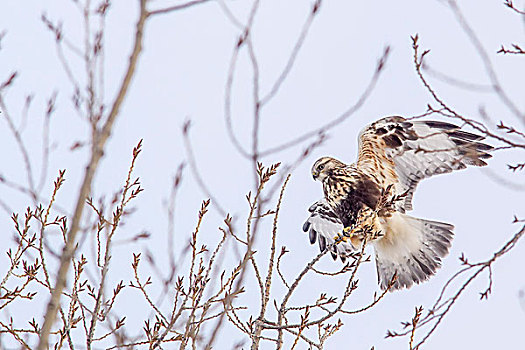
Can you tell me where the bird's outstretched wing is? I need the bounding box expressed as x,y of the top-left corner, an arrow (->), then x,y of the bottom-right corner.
302,199 -> 356,262
357,116 -> 493,212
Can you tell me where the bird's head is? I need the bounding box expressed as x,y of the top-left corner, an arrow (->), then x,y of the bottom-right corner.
311,157 -> 344,182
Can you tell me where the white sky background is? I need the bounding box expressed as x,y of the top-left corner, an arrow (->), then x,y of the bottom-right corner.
1,0 -> 525,349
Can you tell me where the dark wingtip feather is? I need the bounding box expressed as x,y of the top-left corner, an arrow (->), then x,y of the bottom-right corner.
302,221 -> 310,232
448,130 -> 484,141
446,128 -> 493,167
425,120 -> 488,143
473,142 -> 494,151
478,153 -> 492,160
424,120 -> 459,130
309,229 -> 317,244
319,235 -> 327,252
308,203 -> 318,212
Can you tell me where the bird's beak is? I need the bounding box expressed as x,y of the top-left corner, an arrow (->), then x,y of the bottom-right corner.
312,171 -> 319,180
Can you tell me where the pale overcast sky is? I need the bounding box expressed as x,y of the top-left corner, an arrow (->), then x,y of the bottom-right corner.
1,0 -> 524,349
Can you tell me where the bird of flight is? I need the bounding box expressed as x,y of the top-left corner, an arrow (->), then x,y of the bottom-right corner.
303,116 -> 492,290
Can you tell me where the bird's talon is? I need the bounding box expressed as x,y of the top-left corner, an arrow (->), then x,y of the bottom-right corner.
334,233 -> 348,244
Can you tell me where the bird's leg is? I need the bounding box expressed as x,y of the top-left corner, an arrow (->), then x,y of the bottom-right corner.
334,227 -> 363,248
335,225 -> 368,247
335,208 -> 383,246
342,226 -> 353,236
334,226 -> 355,242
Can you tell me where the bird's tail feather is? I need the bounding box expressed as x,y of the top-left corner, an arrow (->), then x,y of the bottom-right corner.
373,213 -> 454,290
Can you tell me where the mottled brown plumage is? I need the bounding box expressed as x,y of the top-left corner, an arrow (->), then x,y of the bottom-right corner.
304,116 -> 493,290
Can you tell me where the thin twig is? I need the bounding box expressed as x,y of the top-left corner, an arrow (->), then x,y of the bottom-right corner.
37,1 -> 149,347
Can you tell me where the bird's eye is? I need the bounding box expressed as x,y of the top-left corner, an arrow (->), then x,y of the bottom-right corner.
318,164 -> 324,171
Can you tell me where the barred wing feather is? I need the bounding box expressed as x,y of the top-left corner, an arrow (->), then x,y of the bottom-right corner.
302,199 -> 356,262
357,117 -> 493,212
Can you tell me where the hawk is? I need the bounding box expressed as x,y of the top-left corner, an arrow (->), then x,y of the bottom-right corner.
302,116 -> 492,290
